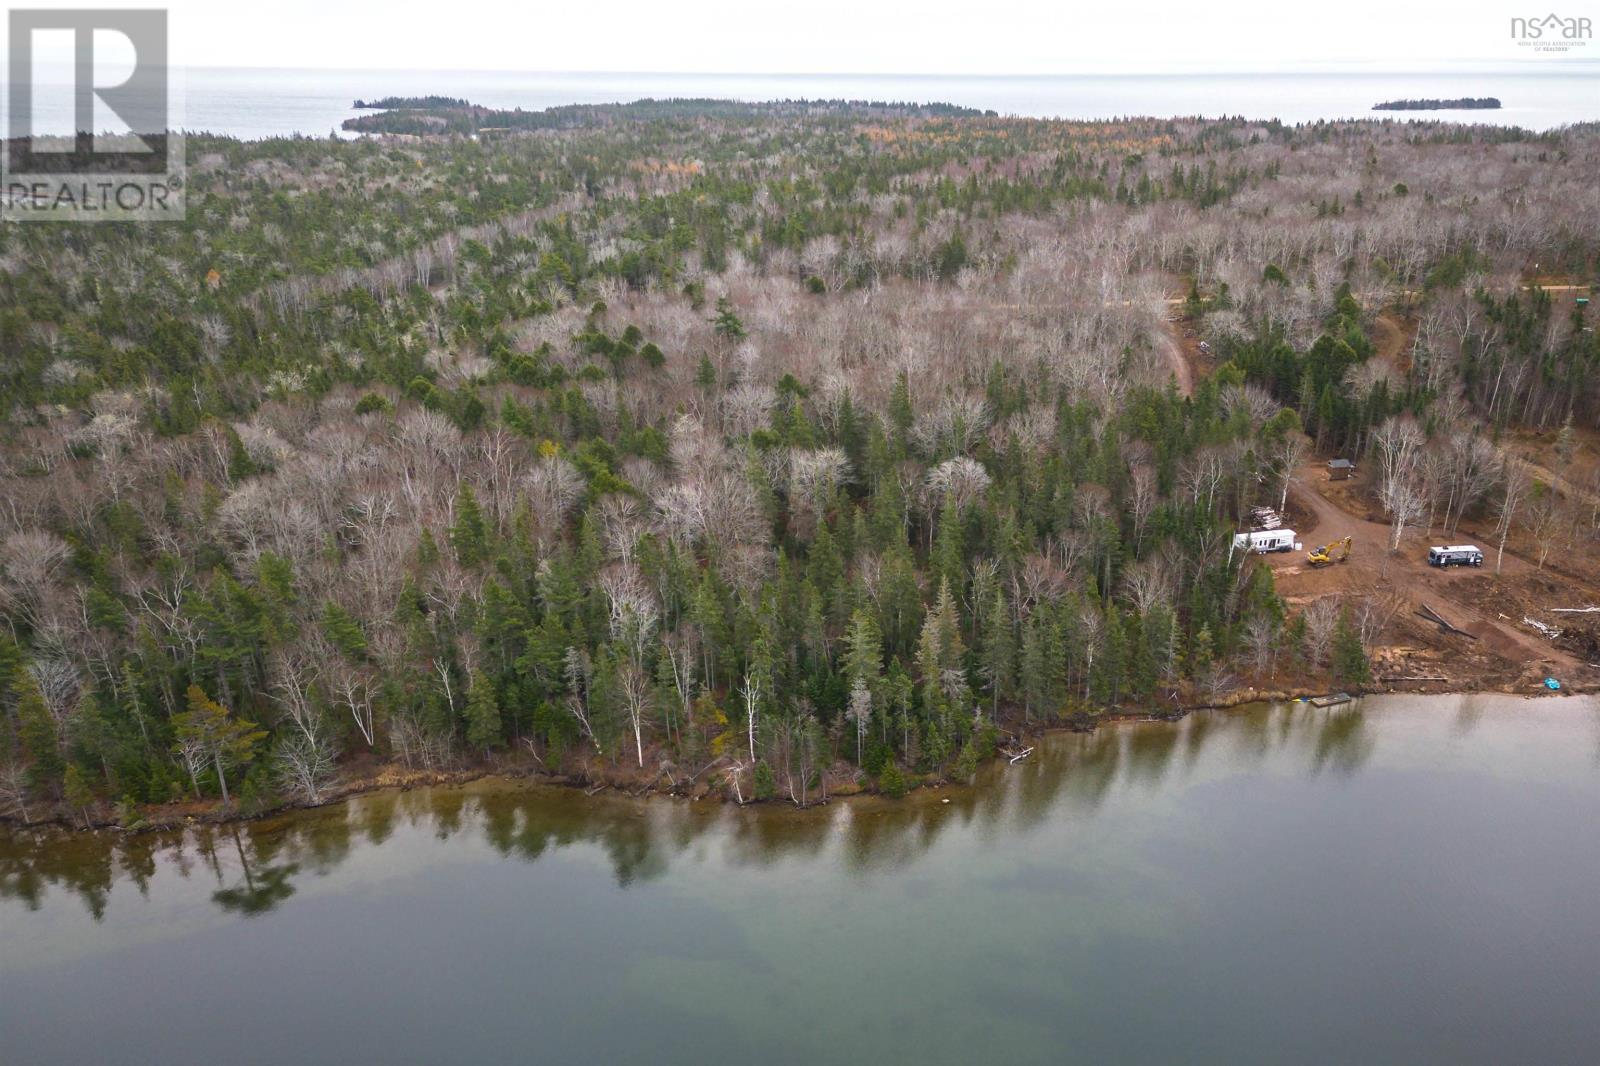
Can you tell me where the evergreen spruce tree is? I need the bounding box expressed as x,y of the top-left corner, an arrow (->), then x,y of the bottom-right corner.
1095,605 -> 1126,706
450,484 -> 489,566
416,527 -> 441,568
1188,625 -> 1215,683
888,370 -> 914,451
16,673 -> 63,795
1331,607 -> 1371,687
878,760 -> 907,798
695,353 -> 718,392
63,764 -> 94,828
464,671 -> 503,754
933,497 -> 966,595
713,298 -> 745,340
844,608 -> 883,694
915,602 -> 946,726
980,590 -> 1015,715
931,579 -> 965,670
1020,616 -> 1051,721
321,601 -> 368,658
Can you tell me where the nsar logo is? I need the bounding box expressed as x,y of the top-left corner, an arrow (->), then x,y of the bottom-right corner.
1510,12 -> 1593,51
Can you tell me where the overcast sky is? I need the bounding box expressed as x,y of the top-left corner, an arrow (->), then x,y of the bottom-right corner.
6,0 -> 1595,73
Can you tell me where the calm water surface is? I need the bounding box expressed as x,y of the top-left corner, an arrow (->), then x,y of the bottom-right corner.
3,693 -> 1599,1065
20,65 -> 1600,138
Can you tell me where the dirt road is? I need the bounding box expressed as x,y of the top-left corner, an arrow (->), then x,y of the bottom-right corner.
1157,323 -> 1195,396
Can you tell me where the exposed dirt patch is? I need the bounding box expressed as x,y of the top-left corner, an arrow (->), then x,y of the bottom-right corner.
1500,422 -> 1600,517
1450,571 -> 1600,666
1160,312 -> 1212,396
1164,313 -> 1209,392
1371,311 -> 1415,376
1262,461 -> 1599,691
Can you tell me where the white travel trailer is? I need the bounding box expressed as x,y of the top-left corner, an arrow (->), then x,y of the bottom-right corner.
1233,528 -> 1298,554
1428,545 -> 1484,568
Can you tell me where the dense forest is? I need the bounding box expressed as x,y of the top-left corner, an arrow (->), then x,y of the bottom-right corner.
1373,98 -> 1502,111
1,100 -> 1596,822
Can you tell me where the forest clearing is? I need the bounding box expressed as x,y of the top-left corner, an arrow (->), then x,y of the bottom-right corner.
1163,297 -> 1594,696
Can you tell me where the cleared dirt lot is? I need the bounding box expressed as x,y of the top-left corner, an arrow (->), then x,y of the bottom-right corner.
1255,461 -> 1597,694
1178,297 -> 1598,695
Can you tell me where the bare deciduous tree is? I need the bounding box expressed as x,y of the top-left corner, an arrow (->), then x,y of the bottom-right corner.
1493,461 -> 1532,573
274,732 -> 338,804
1245,615 -> 1279,674
1304,598 -> 1341,667
1373,416 -> 1427,551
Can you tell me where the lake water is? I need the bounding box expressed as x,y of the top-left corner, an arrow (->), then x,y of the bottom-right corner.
3,693 -> 1600,1065
20,64 -> 1600,139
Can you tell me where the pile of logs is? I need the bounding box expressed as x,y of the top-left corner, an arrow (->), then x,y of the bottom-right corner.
1417,603 -> 1476,639
1249,506 -> 1283,530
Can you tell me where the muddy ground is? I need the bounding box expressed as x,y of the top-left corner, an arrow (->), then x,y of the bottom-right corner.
1264,458 -> 1598,697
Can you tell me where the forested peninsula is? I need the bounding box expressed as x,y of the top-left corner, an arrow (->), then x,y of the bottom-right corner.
340,96 -> 997,135
2,99 -> 1598,830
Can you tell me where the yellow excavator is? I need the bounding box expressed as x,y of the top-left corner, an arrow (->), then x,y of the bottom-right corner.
1306,536 -> 1353,568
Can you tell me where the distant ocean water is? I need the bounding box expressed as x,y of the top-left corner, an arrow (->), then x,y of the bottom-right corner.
23,64 -> 1600,139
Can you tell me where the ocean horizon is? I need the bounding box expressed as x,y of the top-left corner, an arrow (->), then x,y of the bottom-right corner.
17,63 -> 1600,139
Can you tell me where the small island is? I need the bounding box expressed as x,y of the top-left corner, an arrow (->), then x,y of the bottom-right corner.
1373,97 -> 1502,111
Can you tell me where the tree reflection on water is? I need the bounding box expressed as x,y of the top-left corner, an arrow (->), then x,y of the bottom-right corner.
210,827 -> 299,916
0,700 -> 1393,921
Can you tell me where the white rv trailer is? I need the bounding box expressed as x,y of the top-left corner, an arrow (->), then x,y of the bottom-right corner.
1427,545 -> 1484,567
1233,529 -> 1298,554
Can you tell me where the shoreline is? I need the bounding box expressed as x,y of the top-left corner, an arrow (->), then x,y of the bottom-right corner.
6,682 -> 1589,837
